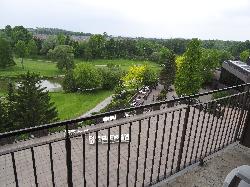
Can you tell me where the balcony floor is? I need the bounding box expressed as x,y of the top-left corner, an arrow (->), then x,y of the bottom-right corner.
158,143 -> 250,187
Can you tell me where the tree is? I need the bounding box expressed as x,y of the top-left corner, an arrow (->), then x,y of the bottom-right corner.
57,33 -> 66,45
174,39 -> 203,96
0,36 -> 15,68
10,72 -> 58,129
62,70 -> 77,92
0,99 -> 8,133
40,35 -> 58,55
15,40 -> 27,69
27,39 -> 38,57
159,50 -> 176,90
48,45 -> 75,70
73,63 -> 102,90
240,50 -> 250,62
101,66 -> 123,90
142,66 -> 158,87
200,49 -> 220,83
12,26 -> 32,45
122,65 -> 146,89
88,34 -> 106,59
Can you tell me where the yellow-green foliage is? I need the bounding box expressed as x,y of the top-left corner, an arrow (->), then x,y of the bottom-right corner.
122,65 -> 146,89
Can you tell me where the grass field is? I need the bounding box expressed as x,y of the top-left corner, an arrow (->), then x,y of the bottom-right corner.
75,59 -> 160,71
50,90 -> 112,120
0,58 -> 61,78
0,58 -> 160,78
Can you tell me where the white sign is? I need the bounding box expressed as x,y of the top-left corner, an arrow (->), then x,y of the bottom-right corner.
89,134 -> 130,145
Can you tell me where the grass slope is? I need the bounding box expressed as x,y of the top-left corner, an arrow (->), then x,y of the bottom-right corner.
50,90 -> 112,120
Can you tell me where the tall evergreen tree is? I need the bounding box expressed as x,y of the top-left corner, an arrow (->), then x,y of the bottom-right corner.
12,72 -> 58,129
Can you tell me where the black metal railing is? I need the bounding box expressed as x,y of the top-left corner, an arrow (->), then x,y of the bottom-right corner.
0,84 -> 250,187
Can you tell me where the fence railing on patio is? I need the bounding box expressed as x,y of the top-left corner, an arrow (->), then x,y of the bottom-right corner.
0,83 -> 250,187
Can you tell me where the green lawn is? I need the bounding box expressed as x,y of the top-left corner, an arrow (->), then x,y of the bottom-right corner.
50,90 -> 112,120
0,58 -> 160,78
0,58 -> 61,78
75,59 -> 160,71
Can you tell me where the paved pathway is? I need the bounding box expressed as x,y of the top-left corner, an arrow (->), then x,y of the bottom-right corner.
80,95 -> 113,118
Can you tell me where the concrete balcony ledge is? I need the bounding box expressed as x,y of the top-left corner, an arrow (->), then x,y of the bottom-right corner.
156,143 -> 250,187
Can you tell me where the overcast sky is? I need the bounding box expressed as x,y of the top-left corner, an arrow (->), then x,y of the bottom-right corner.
1,0 -> 250,41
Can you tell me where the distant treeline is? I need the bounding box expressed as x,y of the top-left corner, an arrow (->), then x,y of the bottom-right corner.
28,27 -> 92,37
1,25 -> 250,63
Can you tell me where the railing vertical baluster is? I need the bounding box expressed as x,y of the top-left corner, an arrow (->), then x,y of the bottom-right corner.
224,95 -> 238,146
164,111 -> 175,177
204,102 -> 218,157
189,104 -> 202,165
199,102 -> 214,162
208,101 -> 222,155
213,97 -> 228,152
49,143 -> 55,187
170,110 -> 182,175
126,122 -> 132,187
95,131 -> 98,187
142,117 -> 151,187
11,152 -> 18,187
107,128 -> 110,187
134,120 -> 142,187
157,113 -> 168,182
221,97 -> 235,149
31,147 -> 38,187
227,94 -> 241,144
176,101 -> 191,172
150,115 -> 160,184
194,103 -> 207,162
117,125 -> 121,186
234,90 -> 249,141
183,104 -> 195,168
65,124 -> 73,187
82,134 -> 86,187
218,97 -> 232,149
232,93 -> 245,142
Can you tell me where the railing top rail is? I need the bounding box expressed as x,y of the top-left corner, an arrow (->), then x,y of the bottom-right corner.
0,83 -> 249,139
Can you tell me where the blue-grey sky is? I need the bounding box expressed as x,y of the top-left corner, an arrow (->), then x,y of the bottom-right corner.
1,0 -> 250,41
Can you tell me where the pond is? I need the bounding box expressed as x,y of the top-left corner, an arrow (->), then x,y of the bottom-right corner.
0,78 -> 63,93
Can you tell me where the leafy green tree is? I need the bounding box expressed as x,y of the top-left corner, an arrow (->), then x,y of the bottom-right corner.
11,72 -> 58,129
15,40 -> 27,69
62,70 -> 77,92
88,34 -> 106,59
142,66 -> 158,87
73,63 -> 102,90
40,35 -> 58,55
0,99 -> 8,133
57,33 -> 66,45
101,66 -> 123,90
174,39 -> 203,96
48,45 -> 75,70
200,49 -> 220,83
0,36 -> 15,68
4,25 -> 12,38
27,39 -> 38,57
12,26 -> 32,45
240,50 -> 250,62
